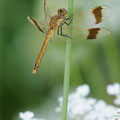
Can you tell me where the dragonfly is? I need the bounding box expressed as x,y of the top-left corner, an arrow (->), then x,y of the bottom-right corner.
27,0 -> 112,74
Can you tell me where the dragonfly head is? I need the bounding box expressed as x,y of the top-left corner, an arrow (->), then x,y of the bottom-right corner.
57,8 -> 68,18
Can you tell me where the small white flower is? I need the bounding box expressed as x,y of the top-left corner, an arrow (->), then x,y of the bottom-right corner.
19,111 -> 34,120
19,111 -> 45,120
87,98 -> 96,106
106,83 -> 120,96
114,95 -> 120,105
107,83 -> 120,106
55,107 -> 61,112
84,111 -> 100,120
76,84 -> 90,97
94,100 -> 107,111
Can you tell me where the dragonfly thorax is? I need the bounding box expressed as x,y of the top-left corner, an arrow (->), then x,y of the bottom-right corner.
48,8 -> 68,28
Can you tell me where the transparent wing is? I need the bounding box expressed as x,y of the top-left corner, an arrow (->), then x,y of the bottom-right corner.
73,28 -> 111,40
72,5 -> 113,28
57,26 -> 111,41
50,27 -> 111,44
39,21 -> 49,34
43,0 -> 51,23
27,0 -> 51,33
27,17 -> 48,34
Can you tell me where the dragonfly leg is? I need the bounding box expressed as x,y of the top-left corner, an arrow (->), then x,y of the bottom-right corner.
63,18 -> 73,25
64,14 -> 73,20
57,25 -> 72,39
63,15 -> 73,25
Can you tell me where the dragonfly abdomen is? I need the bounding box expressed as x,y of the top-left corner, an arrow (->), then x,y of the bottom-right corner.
32,28 -> 55,74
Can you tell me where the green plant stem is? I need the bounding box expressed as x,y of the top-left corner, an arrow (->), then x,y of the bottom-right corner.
61,0 -> 73,120
0,0 -> 3,119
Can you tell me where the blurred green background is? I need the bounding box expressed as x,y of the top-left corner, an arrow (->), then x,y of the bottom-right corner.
1,0 -> 120,120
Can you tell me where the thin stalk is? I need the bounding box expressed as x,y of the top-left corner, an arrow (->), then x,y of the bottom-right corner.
0,0 -> 3,119
61,0 -> 73,120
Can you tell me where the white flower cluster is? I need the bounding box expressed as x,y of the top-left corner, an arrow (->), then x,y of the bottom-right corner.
106,83 -> 120,106
56,84 -> 120,120
19,111 -> 45,120
19,83 -> 120,120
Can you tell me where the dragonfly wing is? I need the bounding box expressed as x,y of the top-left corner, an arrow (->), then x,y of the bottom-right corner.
73,5 -> 112,28
72,28 -> 111,40
43,0 -> 51,23
27,17 -> 48,34
62,26 -> 111,40
39,21 -> 49,34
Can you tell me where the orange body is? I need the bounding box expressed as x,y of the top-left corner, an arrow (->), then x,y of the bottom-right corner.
32,28 -> 55,74
32,9 -> 68,73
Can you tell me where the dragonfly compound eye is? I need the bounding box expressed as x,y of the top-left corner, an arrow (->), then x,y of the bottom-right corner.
58,9 -> 63,14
